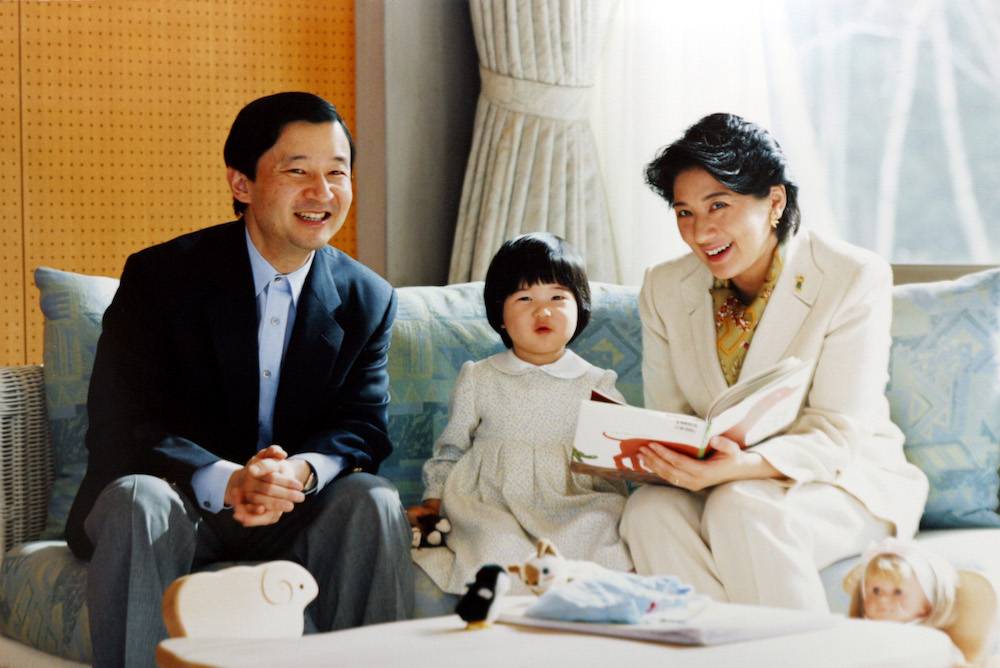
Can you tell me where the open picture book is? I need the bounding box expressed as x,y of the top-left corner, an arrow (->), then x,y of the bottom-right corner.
571,357 -> 815,484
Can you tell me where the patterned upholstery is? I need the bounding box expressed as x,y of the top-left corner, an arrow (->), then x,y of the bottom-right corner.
889,268 -> 1000,528
0,542 -> 90,663
34,267 -> 119,539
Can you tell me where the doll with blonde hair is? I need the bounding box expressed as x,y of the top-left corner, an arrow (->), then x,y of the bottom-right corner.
844,537 -> 998,666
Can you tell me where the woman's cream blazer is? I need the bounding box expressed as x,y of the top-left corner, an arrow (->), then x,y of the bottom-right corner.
639,229 -> 929,538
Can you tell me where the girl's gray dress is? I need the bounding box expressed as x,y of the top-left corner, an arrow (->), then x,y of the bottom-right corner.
412,350 -> 633,594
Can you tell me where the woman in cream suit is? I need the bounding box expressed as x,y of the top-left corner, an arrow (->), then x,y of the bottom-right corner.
620,113 -> 928,611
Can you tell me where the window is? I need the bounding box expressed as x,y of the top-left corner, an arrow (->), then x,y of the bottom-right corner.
595,0 -> 1000,283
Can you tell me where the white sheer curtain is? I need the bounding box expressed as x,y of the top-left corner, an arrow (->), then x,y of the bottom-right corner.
594,0 -> 1000,284
449,0 -> 621,283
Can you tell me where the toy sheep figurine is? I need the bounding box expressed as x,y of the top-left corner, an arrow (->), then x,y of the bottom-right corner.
507,538 -> 610,595
161,561 -> 319,639
843,538 -> 997,666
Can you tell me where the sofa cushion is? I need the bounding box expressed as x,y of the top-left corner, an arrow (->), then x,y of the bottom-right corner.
0,541 -> 91,662
571,283 -> 644,405
888,268 -> 1000,528
382,282 -> 642,508
34,267 -> 120,539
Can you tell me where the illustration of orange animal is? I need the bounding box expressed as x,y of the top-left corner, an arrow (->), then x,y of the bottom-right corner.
602,434 -> 700,469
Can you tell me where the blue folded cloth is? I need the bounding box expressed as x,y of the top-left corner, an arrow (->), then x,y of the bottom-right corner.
524,571 -> 703,624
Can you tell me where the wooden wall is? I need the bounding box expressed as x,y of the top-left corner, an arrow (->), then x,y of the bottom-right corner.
1,0 -> 358,365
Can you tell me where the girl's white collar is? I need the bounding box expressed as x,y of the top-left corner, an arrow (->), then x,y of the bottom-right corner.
488,349 -> 590,379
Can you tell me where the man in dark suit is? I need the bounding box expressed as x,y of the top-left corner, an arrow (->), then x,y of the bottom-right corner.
66,92 -> 414,667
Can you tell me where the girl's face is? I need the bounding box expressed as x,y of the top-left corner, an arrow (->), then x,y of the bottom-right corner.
862,570 -> 932,623
502,282 -> 578,366
672,167 -> 785,299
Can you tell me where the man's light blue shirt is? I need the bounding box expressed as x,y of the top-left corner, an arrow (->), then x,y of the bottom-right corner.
190,229 -> 345,512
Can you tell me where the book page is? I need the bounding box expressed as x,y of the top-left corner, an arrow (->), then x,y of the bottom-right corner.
706,357 -> 812,418
572,401 -> 709,481
705,359 -> 814,447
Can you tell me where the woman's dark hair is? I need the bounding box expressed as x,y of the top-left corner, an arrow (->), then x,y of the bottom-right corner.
223,91 -> 355,216
644,113 -> 800,243
483,233 -> 591,349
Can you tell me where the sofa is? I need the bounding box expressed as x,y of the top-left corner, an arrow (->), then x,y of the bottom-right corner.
1,263 -> 999,666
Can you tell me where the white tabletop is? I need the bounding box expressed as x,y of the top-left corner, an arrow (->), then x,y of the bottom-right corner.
157,608 -> 956,668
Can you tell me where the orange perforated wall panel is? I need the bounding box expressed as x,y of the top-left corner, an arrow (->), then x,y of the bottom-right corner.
3,0 -> 357,365
0,2 -> 23,365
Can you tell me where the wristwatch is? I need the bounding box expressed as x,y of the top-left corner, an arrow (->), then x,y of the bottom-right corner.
303,469 -> 317,494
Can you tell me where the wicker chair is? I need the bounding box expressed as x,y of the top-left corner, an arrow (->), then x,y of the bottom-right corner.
0,365 -> 53,560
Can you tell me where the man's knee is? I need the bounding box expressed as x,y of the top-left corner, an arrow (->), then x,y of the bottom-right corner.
85,474 -> 190,544
331,473 -> 403,517
90,474 -> 174,516
311,473 -> 406,536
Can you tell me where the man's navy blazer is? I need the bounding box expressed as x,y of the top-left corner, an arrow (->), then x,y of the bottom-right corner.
66,220 -> 397,560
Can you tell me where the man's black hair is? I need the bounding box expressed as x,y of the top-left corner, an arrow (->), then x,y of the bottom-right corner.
223,91 -> 355,216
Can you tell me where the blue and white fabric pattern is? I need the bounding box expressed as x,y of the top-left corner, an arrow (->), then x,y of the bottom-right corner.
525,572 -> 705,624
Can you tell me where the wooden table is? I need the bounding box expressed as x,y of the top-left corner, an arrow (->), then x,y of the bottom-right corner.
157,608 -> 956,668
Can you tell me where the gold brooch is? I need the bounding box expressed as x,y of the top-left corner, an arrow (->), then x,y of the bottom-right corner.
795,275 -> 805,291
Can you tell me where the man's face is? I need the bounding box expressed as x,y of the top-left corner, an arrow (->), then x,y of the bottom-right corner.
229,120 -> 352,273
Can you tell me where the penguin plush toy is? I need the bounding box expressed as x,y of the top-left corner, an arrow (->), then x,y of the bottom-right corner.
455,564 -> 511,629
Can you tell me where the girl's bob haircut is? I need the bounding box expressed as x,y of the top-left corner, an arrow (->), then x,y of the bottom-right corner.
483,232 -> 591,349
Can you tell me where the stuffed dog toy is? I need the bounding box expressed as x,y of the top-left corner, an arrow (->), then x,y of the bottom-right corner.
507,538 -> 610,595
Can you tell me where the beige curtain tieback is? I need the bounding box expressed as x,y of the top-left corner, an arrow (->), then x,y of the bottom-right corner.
479,67 -> 591,122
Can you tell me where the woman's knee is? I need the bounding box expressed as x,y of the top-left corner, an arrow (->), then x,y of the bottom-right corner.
621,485 -> 695,538
702,479 -> 784,533
706,478 -> 781,507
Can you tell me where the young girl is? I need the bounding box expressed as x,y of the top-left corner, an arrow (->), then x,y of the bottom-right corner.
408,233 -> 633,595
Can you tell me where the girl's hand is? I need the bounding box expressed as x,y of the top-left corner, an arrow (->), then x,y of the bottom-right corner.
639,436 -> 782,491
405,498 -> 442,527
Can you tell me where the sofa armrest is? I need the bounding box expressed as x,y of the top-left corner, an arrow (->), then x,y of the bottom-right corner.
891,263 -> 998,285
0,365 -> 54,555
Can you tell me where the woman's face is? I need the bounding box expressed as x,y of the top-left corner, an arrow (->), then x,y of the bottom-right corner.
672,167 -> 785,298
